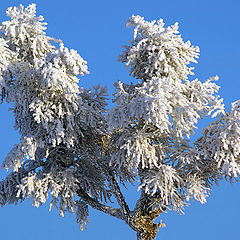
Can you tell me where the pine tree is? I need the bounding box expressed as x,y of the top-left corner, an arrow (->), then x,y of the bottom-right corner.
0,4 -> 239,240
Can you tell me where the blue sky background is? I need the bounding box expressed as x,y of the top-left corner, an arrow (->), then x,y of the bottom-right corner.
0,0 -> 240,239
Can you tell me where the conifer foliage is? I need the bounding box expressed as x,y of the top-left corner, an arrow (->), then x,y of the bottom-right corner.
0,4 -> 239,240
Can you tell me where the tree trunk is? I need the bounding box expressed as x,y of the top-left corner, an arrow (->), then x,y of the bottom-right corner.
132,214 -> 159,240
136,230 -> 156,240
137,232 -> 145,240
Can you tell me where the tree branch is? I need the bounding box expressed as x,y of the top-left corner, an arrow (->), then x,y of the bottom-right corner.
106,170 -> 130,217
76,186 -> 124,221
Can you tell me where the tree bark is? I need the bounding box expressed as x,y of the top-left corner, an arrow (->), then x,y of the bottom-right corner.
137,232 -> 144,240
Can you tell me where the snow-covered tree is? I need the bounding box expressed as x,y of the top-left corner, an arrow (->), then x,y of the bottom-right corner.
0,4 -> 239,240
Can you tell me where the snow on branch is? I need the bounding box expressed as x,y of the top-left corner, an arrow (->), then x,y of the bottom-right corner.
0,5 -> 239,239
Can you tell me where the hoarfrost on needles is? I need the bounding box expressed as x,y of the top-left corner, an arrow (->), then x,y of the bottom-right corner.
0,5 -> 239,239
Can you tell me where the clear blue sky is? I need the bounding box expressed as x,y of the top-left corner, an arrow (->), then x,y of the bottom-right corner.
0,0 -> 240,239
